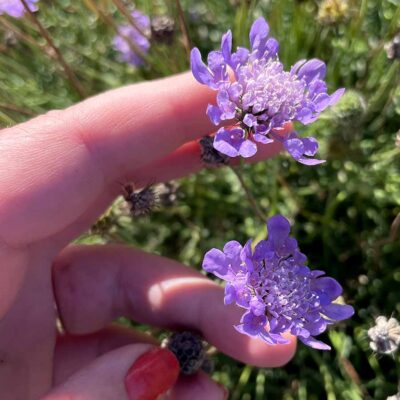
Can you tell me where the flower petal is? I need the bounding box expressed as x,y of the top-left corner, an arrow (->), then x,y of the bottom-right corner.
304,319 -> 327,336
311,270 -> 326,278
202,248 -> 229,278
227,82 -> 243,102
284,137 -> 305,160
265,38 -> 279,58
231,47 -> 250,69
214,129 -> 241,157
221,30 -> 232,63
267,215 -> 291,244
298,59 -> 326,83
214,128 -> 256,158
190,48 -> 215,88
329,88 -> 345,106
314,277 -> 343,300
302,137 -> 319,156
207,51 -> 227,83
249,17 -> 270,50
296,107 -> 314,124
314,93 -> 332,112
297,157 -> 326,166
243,113 -> 257,127
240,239 -> 254,271
223,240 -> 243,259
290,59 -> 307,76
213,128 -> 257,158
250,297 -> 266,316
239,139 -> 258,158
224,284 -> 236,305
323,304 -> 355,321
299,336 -> 331,350
206,104 -> 222,125
253,134 -> 273,144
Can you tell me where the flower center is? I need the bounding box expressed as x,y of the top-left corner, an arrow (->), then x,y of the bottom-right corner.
250,257 -> 318,320
236,59 -> 307,124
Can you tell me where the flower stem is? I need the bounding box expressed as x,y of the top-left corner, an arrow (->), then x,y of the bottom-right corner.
111,0 -> 151,39
175,0 -> 192,58
0,103 -> 35,116
88,1 -> 149,65
0,16 -> 42,49
20,0 -> 86,99
230,164 -> 267,223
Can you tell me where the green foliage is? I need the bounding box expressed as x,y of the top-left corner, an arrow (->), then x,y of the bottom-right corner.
1,0 -> 400,398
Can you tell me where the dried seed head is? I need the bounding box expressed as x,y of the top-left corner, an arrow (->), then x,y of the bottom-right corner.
4,31 -> 17,48
385,33 -> 400,60
163,331 -> 207,375
151,15 -> 175,44
122,184 -> 158,217
387,392 -> 400,400
368,316 -> 400,355
396,131 -> 400,148
317,0 -> 351,25
200,136 -> 230,166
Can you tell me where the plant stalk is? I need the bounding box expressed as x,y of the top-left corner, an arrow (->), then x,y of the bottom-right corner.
175,0 -> 191,58
230,165 -> 267,223
112,0 -> 151,39
20,0 -> 86,98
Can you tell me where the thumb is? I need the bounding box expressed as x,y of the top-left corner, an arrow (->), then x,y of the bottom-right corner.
44,344 -> 180,400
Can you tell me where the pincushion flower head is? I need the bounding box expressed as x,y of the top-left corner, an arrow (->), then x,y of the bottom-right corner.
0,0 -> 38,18
203,215 -> 354,349
113,10 -> 150,67
191,17 -> 344,165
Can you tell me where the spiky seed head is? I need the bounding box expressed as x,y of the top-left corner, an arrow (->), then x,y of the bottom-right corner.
200,136 -> 230,166
122,184 -> 158,217
164,331 -> 206,375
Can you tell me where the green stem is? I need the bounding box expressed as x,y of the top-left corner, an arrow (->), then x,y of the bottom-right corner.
175,0 -> 192,59
20,0 -> 86,99
112,0 -> 151,39
230,164 -> 267,223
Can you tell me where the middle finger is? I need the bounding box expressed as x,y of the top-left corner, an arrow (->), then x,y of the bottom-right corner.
52,244 -> 296,368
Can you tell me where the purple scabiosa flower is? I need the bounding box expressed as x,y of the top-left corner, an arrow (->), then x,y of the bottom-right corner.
202,215 -> 354,349
113,10 -> 150,67
190,17 -> 344,165
0,0 -> 38,18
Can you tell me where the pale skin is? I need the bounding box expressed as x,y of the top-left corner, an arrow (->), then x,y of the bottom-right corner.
0,72 -> 296,400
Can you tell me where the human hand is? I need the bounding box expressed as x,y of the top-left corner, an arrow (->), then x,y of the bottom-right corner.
0,72 -> 296,400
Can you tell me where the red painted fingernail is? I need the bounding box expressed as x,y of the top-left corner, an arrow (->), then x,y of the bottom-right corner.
223,388 -> 229,400
217,383 -> 229,400
125,348 -> 179,400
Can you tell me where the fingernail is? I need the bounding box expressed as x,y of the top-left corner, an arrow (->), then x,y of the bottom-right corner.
223,388 -> 229,400
125,348 -> 180,400
217,383 -> 229,400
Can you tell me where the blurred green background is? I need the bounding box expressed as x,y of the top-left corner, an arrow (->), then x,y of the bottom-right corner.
1,0 -> 400,398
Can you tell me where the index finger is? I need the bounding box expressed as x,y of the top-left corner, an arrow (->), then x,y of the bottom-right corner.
53,245 -> 297,368
0,72 -> 214,246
